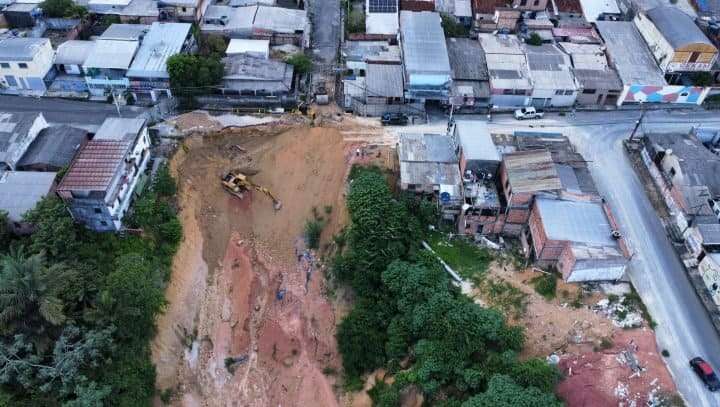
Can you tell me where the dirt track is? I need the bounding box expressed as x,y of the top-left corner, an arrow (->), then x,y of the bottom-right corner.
153,123 -> 363,406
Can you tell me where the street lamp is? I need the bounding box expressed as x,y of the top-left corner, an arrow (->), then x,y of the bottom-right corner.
629,101 -> 645,141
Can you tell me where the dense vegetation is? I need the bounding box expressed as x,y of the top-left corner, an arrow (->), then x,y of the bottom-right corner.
334,167 -> 562,406
0,166 -> 181,406
167,54 -> 224,96
440,13 -> 469,38
40,0 -> 88,18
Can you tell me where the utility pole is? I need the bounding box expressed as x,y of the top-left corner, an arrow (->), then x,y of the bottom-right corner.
629,102 -> 645,141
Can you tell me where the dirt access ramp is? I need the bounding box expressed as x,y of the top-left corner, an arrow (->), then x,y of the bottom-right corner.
153,123 -> 363,406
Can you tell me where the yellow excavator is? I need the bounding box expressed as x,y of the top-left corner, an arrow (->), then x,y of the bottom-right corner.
221,170 -> 282,210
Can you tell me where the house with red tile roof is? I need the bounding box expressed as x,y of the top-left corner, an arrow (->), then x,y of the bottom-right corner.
57,117 -> 150,232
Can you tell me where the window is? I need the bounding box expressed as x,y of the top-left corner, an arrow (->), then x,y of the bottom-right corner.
17,63 -> 27,69
94,207 -> 102,214
582,89 -> 596,94
0,63 -> 8,68
503,89 -> 514,95
564,90 -> 574,95
554,90 -> 564,95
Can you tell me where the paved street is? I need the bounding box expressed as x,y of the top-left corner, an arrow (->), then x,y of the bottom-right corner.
0,95 -> 148,127
307,0 -> 341,64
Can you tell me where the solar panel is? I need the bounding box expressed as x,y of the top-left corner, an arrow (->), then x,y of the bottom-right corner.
369,0 -> 397,13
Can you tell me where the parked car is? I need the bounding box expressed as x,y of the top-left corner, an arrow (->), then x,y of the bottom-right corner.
381,112 -> 408,126
690,357 -> 720,391
514,107 -> 544,120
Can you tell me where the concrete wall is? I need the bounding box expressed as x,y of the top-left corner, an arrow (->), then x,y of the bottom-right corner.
0,40 -> 54,95
618,84 -> 710,105
530,87 -> 577,108
699,254 -> 720,306
634,13 -> 675,72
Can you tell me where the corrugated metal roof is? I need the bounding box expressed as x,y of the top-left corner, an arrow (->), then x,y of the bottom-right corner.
0,38 -> 49,62
398,132 -> 457,163
126,22 -> 191,79
595,21 -> 666,86
100,23 -> 150,41
55,40 -> 95,66
0,112 -> 45,169
645,6 -> 715,49
365,63 -> 404,98
579,0 -> 619,22
254,5 -> 307,33
478,33 -> 524,55
454,120 -> 500,162
524,43 -> 577,91
699,223 -> 720,245
84,39 -> 139,70
226,39 -> 270,57
503,149 -> 562,193
446,37 -> 488,81
536,197 -> 616,245
399,11 -> 451,77
95,117 -> 146,142
0,171 -> 56,221
57,140 -> 131,192
17,125 -> 87,170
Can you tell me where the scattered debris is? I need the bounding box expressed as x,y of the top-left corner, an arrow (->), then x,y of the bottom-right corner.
594,297 -> 643,329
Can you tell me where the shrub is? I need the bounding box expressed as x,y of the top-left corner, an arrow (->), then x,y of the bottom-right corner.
661,349 -> 670,357
285,54 -> 312,75
531,273 -> 557,300
526,32 -> 543,46
304,219 -> 324,249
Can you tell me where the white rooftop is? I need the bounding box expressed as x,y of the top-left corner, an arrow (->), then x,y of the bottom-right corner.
0,171 -> 56,221
579,0 -> 620,22
83,39 -> 139,70
126,22 -> 191,79
226,39 -> 270,58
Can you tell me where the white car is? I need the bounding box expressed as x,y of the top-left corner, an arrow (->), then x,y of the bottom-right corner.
514,107 -> 544,120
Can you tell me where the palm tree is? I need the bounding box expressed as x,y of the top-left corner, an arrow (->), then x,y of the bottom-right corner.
0,248 -> 70,351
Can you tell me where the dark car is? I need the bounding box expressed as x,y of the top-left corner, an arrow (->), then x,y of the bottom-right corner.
381,112 -> 408,126
690,357 -> 720,391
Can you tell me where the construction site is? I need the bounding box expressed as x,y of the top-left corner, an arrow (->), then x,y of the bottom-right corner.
150,112 -> 392,406
149,111 -> 681,406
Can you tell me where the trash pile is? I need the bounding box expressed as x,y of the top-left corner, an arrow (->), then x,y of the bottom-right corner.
594,297 -> 643,328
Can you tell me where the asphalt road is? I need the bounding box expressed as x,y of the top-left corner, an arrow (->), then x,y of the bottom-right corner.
480,110 -> 720,407
0,95 -> 148,126
307,0 -> 340,64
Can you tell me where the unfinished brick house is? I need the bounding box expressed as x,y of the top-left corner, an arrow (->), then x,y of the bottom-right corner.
498,149 -> 562,235
528,196 -> 628,282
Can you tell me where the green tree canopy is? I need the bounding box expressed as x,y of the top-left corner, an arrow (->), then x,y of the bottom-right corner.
462,375 -> 563,407
166,54 -> 224,95
40,0 -> 87,18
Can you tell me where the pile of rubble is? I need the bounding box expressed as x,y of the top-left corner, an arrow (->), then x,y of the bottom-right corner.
594,297 -> 643,329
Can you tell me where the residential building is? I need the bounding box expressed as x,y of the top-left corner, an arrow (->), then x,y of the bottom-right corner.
699,252 -> 720,306
0,38 -> 54,96
528,196 -> 627,282
452,121 -> 502,235
0,112 -> 48,171
559,42 -> 623,105
57,117 -> 151,232
397,132 -> 462,220
596,21 -> 710,105
499,149 -> 562,235
478,33 -> 532,107
226,39 -> 270,58
222,54 -> 294,96
83,39 -> 139,97
341,40 -> 402,112
523,43 -> 578,107
644,131 -> 720,220
349,63 -> 404,115
201,5 -> 309,47
0,171 -> 57,234
399,11 -> 452,103
51,40 -> 95,96
550,26 -> 601,44
158,0 -> 210,22
88,0 -> 159,23
471,0 -> 548,29
126,22 -> 194,102
341,40 -> 400,76
474,7 -> 521,32
634,6 -> 718,77
578,0 -> 620,22
3,3 -> 39,28
99,23 -> 151,41
17,125 -> 89,172
365,0 -> 399,35
446,37 -> 490,108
